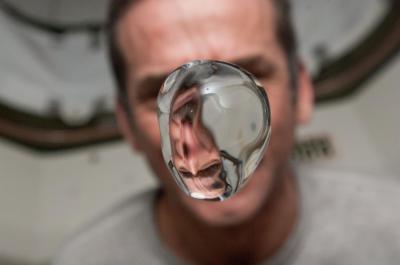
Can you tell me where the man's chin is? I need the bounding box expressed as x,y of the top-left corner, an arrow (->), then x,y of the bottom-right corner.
175,160 -> 276,226
181,186 -> 266,226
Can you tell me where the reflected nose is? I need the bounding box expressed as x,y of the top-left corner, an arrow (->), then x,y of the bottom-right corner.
181,122 -> 202,175
180,122 -> 220,176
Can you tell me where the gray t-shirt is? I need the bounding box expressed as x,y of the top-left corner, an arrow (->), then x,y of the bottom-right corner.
54,168 -> 400,265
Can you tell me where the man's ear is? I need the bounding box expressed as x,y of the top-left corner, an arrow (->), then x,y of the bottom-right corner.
115,99 -> 142,151
295,62 -> 314,124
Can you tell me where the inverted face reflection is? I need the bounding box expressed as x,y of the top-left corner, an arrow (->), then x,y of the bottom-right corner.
158,60 -> 271,201
169,86 -> 227,200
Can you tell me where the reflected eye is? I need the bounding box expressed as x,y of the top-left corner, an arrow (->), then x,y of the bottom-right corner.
198,162 -> 222,178
175,100 -> 198,122
179,169 -> 193,178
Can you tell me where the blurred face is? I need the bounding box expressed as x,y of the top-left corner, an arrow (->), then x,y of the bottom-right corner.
117,0 -> 313,225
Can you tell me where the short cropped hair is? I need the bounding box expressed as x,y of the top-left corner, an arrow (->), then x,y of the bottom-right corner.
107,0 -> 297,99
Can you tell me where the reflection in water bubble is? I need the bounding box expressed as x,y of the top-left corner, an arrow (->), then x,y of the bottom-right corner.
158,60 -> 271,201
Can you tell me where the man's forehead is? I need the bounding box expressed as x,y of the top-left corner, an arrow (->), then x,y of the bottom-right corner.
121,0 -> 274,29
118,0 -> 278,82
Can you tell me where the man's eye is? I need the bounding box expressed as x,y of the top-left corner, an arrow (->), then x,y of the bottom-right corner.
252,70 -> 271,80
144,99 -> 158,111
137,82 -> 163,103
146,89 -> 161,101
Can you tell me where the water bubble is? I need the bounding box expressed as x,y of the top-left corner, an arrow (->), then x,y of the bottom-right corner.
158,60 -> 271,201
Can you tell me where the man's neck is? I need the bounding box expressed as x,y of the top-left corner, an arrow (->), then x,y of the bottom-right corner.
156,168 -> 299,265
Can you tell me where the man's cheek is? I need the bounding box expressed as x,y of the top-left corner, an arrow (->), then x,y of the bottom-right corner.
134,110 -> 162,149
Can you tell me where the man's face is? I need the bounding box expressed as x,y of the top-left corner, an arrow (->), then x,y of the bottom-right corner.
117,0 -> 313,225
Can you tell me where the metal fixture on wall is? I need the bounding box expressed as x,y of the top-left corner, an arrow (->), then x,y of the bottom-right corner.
0,0 -> 399,151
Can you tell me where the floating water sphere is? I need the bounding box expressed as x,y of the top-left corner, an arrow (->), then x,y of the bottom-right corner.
158,60 -> 271,201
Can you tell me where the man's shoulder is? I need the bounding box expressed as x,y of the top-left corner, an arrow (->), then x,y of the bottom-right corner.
296,167 -> 400,264
298,167 -> 400,215
53,189 -> 159,265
